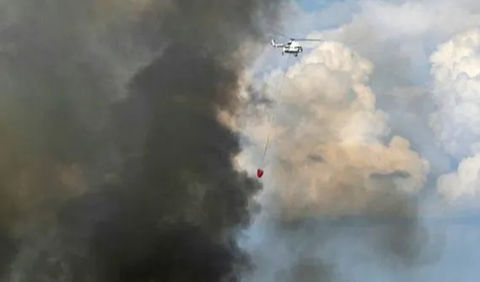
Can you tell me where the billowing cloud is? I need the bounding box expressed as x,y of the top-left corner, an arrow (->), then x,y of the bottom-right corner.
241,40 -> 429,216
430,28 -> 480,205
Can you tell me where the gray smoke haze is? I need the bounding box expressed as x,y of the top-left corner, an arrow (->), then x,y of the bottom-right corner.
0,0 -> 281,281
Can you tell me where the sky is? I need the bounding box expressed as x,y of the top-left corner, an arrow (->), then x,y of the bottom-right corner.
236,0 -> 480,281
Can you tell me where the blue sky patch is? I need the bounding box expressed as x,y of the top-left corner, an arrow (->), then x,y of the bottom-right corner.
298,0 -> 347,11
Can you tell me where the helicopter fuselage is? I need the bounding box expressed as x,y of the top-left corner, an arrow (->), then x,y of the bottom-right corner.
282,46 -> 303,54
272,40 -> 304,56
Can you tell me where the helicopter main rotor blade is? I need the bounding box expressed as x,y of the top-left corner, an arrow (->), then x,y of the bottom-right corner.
294,38 -> 323,41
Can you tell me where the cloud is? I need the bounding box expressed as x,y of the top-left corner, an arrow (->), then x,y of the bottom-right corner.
430,28 -> 480,206
242,39 -> 429,214
430,28 -> 480,157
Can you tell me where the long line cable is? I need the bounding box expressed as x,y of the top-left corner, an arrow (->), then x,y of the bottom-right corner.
259,54 -> 291,168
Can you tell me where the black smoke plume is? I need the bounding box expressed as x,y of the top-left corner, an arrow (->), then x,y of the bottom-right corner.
0,0 -> 280,281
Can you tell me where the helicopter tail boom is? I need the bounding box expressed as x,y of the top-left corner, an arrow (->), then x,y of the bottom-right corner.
271,39 -> 283,48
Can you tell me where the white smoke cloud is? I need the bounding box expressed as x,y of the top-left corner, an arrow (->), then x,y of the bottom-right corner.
239,39 -> 429,218
430,28 -> 480,206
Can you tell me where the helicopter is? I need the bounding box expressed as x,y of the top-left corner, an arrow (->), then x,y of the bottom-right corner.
271,36 -> 323,57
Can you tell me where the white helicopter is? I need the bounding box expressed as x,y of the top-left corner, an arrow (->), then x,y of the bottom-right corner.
271,35 -> 323,57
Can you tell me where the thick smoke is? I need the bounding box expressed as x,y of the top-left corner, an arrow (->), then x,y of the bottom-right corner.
0,0 -> 281,281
